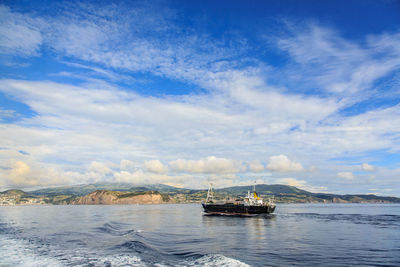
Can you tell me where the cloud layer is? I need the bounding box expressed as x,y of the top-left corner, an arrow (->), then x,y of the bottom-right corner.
0,2 -> 400,195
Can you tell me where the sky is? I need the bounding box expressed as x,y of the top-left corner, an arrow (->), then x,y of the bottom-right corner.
0,0 -> 400,195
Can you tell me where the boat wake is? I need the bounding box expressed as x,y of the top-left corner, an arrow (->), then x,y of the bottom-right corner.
0,221 -> 249,267
0,235 -> 249,267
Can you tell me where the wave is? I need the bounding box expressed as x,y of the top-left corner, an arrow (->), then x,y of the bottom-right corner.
94,222 -> 139,236
115,240 -> 161,255
0,219 -> 250,266
0,234 -> 248,267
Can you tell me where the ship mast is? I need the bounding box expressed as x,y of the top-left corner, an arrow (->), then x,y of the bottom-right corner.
206,183 -> 213,203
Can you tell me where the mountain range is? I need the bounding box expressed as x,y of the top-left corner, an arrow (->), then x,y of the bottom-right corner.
1,183 -> 399,205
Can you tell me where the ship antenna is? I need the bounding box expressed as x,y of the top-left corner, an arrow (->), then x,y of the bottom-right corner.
254,180 -> 256,192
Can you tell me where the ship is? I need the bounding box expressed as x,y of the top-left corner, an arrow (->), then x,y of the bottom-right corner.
202,183 -> 276,215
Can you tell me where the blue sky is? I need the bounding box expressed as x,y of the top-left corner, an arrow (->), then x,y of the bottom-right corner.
0,0 -> 400,196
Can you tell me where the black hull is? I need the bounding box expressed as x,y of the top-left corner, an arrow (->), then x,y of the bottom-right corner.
202,203 -> 275,215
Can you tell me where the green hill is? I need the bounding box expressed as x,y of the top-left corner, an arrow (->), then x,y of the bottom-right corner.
2,183 -> 397,204
30,183 -> 196,196
0,189 -> 27,196
30,183 -> 136,196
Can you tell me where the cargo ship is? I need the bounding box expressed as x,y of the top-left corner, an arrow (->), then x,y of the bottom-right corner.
202,183 -> 276,215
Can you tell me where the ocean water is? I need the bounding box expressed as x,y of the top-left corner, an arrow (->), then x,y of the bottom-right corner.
0,204 -> 399,267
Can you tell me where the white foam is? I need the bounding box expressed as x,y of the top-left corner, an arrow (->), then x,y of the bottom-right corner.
94,255 -> 144,266
0,237 -> 63,267
182,254 -> 250,267
0,236 -> 248,267
0,236 -> 146,267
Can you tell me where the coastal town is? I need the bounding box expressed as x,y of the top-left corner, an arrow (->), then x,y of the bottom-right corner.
0,190 -> 46,205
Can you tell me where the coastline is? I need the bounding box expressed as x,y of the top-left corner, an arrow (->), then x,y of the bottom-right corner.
2,184 -> 400,206
1,201 -> 399,206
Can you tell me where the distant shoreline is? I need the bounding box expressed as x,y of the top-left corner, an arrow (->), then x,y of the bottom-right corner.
2,184 -> 400,206
2,201 -> 400,207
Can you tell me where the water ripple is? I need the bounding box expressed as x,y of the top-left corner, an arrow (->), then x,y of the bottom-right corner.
290,213 -> 400,228
94,222 -> 138,236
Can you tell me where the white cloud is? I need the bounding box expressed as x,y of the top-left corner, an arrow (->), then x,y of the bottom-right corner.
1,78 -> 399,193
169,156 -> 241,174
8,161 -> 33,185
266,155 -> 305,172
38,1 -> 242,88
205,70 -> 339,124
85,161 -> 114,183
0,6 -> 43,56
337,172 -> 355,180
144,160 -> 168,174
361,163 -> 375,172
1,3 -> 400,195
248,160 -> 265,172
87,161 -> 113,176
61,62 -> 134,82
277,23 -> 400,100
120,159 -> 137,172
0,160 -> 69,188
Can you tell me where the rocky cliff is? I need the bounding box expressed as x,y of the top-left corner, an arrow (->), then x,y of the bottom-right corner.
70,190 -> 173,205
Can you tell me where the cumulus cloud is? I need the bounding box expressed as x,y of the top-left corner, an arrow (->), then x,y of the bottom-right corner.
144,160 -> 168,174
8,161 -> 34,185
361,163 -> 375,171
87,161 -> 113,175
85,161 -> 114,183
0,160 -> 68,188
266,155 -> 305,172
248,160 -> 265,172
337,172 -> 355,180
169,156 -> 240,174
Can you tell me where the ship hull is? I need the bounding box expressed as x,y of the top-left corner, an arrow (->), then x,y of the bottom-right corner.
202,203 -> 275,215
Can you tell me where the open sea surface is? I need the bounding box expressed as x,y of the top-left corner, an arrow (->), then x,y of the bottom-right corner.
0,203 -> 399,266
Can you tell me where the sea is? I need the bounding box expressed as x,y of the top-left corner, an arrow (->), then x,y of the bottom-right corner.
0,203 -> 399,267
